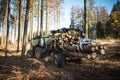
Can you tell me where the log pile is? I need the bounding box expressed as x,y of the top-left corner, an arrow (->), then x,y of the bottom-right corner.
48,29 -> 107,59
82,45 -> 96,52
55,33 -> 81,48
53,33 -> 103,51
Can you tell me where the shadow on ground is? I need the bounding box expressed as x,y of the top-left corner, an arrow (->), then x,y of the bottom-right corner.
0,42 -> 120,80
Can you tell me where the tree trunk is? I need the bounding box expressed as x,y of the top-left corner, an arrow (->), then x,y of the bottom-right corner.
30,0 -> 34,39
17,0 -> 21,52
54,9 -> 57,29
37,0 -> 40,36
84,0 -> 88,38
57,6 -> 59,29
14,16 -> 17,43
1,0 -> 8,47
21,0 -> 30,58
5,0 -> 10,57
58,5 -> 60,29
45,0 -> 50,36
20,5 -> 24,43
1,7 -> 7,47
40,0 -> 43,37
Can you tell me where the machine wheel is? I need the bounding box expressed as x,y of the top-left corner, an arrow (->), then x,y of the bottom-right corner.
50,52 -> 55,63
54,54 -> 64,67
27,50 -> 34,58
35,46 -> 44,59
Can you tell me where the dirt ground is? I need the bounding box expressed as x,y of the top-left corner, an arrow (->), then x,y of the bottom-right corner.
0,40 -> 120,80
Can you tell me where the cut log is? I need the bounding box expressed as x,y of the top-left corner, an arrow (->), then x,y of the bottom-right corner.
63,44 -> 77,52
98,45 -> 104,49
91,52 -> 97,59
97,49 -> 106,54
103,45 -> 107,50
68,52 -> 87,58
83,45 -> 96,52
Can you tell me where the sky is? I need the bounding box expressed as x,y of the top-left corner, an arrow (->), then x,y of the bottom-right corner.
0,0 -> 118,40
58,0 -> 118,29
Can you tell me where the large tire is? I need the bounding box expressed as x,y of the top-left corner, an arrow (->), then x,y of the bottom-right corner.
27,50 -> 34,58
35,47 -> 44,59
54,54 -> 64,68
50,52 -> 55,63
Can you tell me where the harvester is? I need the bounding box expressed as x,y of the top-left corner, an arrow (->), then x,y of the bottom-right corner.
27,27 -> 107,67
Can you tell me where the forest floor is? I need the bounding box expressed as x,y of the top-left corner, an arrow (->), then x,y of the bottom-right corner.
0,39 -> 120,80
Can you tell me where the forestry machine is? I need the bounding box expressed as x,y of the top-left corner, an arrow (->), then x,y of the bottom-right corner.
27,27 -> 107,67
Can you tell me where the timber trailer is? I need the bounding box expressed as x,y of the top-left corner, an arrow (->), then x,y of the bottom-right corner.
27,27 -> 107,67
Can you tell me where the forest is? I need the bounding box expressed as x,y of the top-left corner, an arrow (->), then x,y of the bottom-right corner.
0,0 -> 120,79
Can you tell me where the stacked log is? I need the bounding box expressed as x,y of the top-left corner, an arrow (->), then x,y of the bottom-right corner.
83,45 -> 96,52
54,33 -> 81,48
68,52 -> 88,58
98,45 -> 107,50
63,44 -> 77,52
66,52 -> 97,59
53,33 -> 98,53
96,45 -> 107,54
97,49 -> 106,54
49,31 -> 107,58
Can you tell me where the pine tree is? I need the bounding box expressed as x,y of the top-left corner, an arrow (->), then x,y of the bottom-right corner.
110,0 -> 120,38
37,0 -> 40,36
40,0 -> 43,37
21,0 -> 30,58
5,0 -> 10,57
96,21 -> 104,38
46,0 -> 50,36
17,0 -> 21,52
0,0 -> 7,47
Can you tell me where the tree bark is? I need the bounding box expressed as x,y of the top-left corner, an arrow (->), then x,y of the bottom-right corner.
54,8 -> 57,29
14,16 -> 17,43
84,0 -> 88,38
1,4 -> 7,47
37,0 -> 40,36
21,0 -> 30,58
40,0 -> 43,37
46,0 -> 50,36
17,0 -> 21,52
30,0 -> 34,39
5,0 -> 10,57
